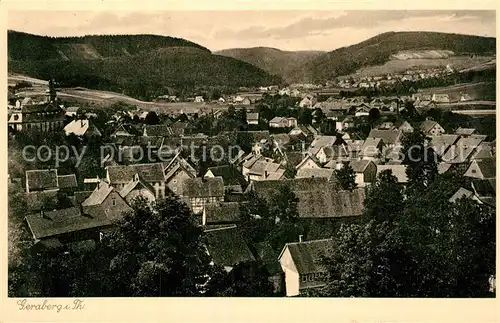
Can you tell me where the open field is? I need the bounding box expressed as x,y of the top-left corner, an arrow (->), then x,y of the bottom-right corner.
338,56 -> 494,79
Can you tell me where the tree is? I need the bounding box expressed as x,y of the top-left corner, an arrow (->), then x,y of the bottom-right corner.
103,196 -> 213,296
145,111 -> 160,125
334,163 -> 357,191
284,162 -> 297,179
401,130 -> 438,188
368,108 -> 381,128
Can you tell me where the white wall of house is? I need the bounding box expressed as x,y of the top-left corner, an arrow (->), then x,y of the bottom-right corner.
167,169 -> 191,196
297,158 -> 320,171
279,247 -> 300,297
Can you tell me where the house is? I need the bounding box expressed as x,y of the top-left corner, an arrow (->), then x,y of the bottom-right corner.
204,165 -> 247,188
7,80 -> 66,132
471,178 -> 496,207
181,177 -> 225,214
119,173 -> 156,205
299,95 -> 316,108
245,160 -> 284,182
57,174 -> 78,195
367,129 -> 402,148
81,181 -> 132,219
376,165 -> 409,183
296,168 -> 335,180
247,178 -> 365,219
455,127 -> 476,137
377,122 -> 395,130
464,158 -> 496,180
269,117 -> 297,128
278,238 -> 334,296
194,96 -> 204,103
295,154 -> 321,172
246,112 -> 259,125
64,119 -> 102,138
111,124 -> 135,138
431,93 -> 450,103
307,136 -> 347,163
348,160 -> 377,186
163,153 -> 197,196
420,120 -> 445,136
360,137 -> 384,160
460,93 -> 472,102
205,226 -> 256,272
442,136 -> 486,164
471,143 -> 494,161
25,169 -> 59,193
105,163 -> 166,199
64,106 -> 80,117
241,97 -> 252,106
394,120 -> 414,133
429,134 -> 459,157
202,202 -> 241,227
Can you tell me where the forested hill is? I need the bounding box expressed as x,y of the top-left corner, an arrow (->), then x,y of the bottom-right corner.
8,30 -> 211,61
290,31 -> 497,83
8,31 -> 281,99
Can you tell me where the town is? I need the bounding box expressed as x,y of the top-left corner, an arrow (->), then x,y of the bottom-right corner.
7,71 -> 496,297
6,11 -> 496,298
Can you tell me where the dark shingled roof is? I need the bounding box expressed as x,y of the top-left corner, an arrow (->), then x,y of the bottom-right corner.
204,202 -> 242,224
280,239 -> 335,274
253,241 -> 283,276
182,177 -> 225,198
205,165 -> 246,186
74,191 -> 94,205
143,125 -> 174,137
249,178 -> 364,218
205,226 -> 256,266
26,169 -> 58,191
26,207 -> 97,239
57,174 -> 77,189
476,158 -> 496,179
107,163 -> 165,184
367,129 -> 402,145
26,190 -> 59,212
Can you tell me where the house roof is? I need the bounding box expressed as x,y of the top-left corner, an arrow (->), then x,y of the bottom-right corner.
429,135 -> 459,156
349,160 -> 374,173
296,168 -> 335,180
376,165 -> 408,183
308,136 -> 339,156
182,177 -> 224,198
295,154 -> 321,169
25,205 -> 122,240
449,187 -> 475,203
57,174 -> 77,189
205,165 -> 246,186
437,162 -> 453,174
253,241 -> 282,275
248,160 -> 282,176
367,129 -> 401,145
249,178 -> 364,218
455,127 -> 476,136
205,226 -> 256,266
64,119 -> 94,136
266,169 -> 285,180
246,112 -> 259,121
280,239 -> 335,274
119,175 -> 155,199
143,125 -> 174,137
81,181 -> 115,206
26,169 -> 58,191
107,163 -> 165,184
74,191 -> 94,205
475,158 -> 496,179
204,202 -> 242,224
26,190 -> 59,212
361,138 -> 382,157
419,120 -> 439,133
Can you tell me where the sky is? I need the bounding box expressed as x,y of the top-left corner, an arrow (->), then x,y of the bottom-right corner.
7,10 -> 496,52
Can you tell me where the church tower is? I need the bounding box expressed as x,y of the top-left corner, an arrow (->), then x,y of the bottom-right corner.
48,78 -> 57,103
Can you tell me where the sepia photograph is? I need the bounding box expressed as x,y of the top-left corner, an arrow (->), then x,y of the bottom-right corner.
5,9 -> 496,300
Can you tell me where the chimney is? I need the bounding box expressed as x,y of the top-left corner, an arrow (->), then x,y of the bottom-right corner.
299,235 -> 303,243
264,171 -> 269,178
40,210 -> 47,219
81,119 -> 84,127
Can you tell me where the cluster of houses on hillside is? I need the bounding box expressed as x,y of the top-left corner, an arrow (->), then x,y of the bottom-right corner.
8,81 -> 495,297
335,65 -> 455,89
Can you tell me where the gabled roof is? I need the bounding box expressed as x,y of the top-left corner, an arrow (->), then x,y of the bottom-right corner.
419,120 -> 440,133
376,165 -> 408,183
204,202 -> 242,224
119,175 -> 155,199
279,239 -> 335,274
360,138 -> 383,157
308,136 -> 339,156
107,163 -> 165,184
295,154 -> 321,170
182,177 -> 225,198
474,158 -> 496,179
81,181 -> 115,206
455,127 -> 476,136
64,119 -> 101,136
74,191 -> 94,205
367,129 -> 401,145
26,169 -> 58,191
205,226 -> 256,266
26,190 -> 59,212
57,174 -> 77,189
143,125 -> 174,137
449,187 -> 475,203
296,168 -> 335,180
205,165 -> 246,186
349,159 -> 375,173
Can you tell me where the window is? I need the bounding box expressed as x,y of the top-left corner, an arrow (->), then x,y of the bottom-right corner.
302,275 -> 307,282
112,198 -> 116,206
471,169 -> 477,173
13,114 -> 19,121
309,274 -> 314,281
173,179 -> 177,183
